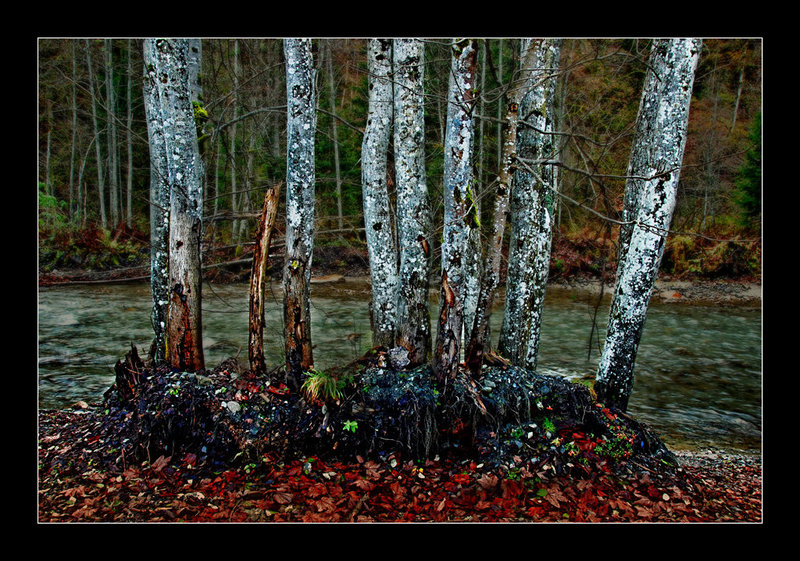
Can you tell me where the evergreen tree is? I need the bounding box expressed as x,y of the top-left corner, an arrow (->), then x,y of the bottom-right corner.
734,111 -> 761,225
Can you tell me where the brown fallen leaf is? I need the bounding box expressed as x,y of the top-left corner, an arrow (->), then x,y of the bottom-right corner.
477,473 -> 498,490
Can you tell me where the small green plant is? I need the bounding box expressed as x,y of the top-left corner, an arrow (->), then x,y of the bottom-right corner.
542,417 -> 556,434
302,369 -> 348,403
343,420 -> 358,433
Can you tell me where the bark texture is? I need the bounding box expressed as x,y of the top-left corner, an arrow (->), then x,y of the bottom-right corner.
148,39 -> 206,372
435,39 -> 479,389
249,185 -> 281,376
362,39 -> 398,349
144,39 -> 206,372
466,40 -> 541,375
283,39 -> 317,389
498,39 -> 563,371
393,39 -> 432,367
595,39 -> 702,412
143,41 -> 171,364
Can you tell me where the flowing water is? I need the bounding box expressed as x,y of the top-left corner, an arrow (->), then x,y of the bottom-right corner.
37,280 -> 762,453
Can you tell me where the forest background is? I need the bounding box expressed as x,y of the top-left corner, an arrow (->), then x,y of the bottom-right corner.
37,38 -> 762,286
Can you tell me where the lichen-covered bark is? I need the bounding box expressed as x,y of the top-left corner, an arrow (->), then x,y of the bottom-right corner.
283,39 -> 316,389
595,39 -> 702,412
497,39 -> 562,371
466,40 -> 541,375
393,39 -> 432,367
435,39 -> 478,388
144,39 -> 206,373
362,39 -> 398,349
143,41 -> 170,364
249,185 -> 280,377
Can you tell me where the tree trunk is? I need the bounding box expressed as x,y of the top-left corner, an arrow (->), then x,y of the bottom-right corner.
249,184 -> 281,376
497,38 -> 563,371
126,39 -> 134,229
69,42 -> 78,222
326,42 -> 344,230
393,39 -> 432,367
106,39 -> 119,227
434,38 -> 479,390
230,40 -> 241,244
594,39 -> 702,412
283,38 -> 316,390
143,40 -> 171,364
362,39 -> 398,349
86,40 -> 107,229
730,45 -> 746,134
466,39 -> 541,375
145,38 -> 206,372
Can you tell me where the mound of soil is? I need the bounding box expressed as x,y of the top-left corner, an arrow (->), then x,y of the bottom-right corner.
52,343 -> 679,483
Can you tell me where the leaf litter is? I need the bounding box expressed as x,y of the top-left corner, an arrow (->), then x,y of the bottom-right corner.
38,346 -> 762,523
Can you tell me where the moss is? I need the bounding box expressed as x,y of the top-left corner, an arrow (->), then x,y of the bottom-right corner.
464,181 -> 481,229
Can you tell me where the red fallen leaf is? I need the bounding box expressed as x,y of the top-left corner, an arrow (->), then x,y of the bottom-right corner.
313,496 -> 337,513
526,505 -> 545,518
673,292 -> 682,298
307,483 -> 328,498
353,479 -> 374,492
267,383 -> 289,395
474,500 -> 493,511
453,473 -> 470,485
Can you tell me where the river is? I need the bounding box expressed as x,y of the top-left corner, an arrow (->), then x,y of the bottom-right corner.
37,280 -> 762,453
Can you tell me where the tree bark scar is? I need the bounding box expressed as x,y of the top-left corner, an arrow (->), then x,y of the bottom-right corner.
172,283 -> 187,303
440,270 -> 456,324
418,234 -> 430,257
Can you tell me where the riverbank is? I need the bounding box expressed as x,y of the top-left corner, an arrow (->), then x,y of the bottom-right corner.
40,265 -> 762,309
549,277 -> 762,307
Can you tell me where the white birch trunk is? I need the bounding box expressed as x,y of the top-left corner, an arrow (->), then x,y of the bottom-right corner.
498,38 -> 562,371
143,40 -> 171,363
145,38 -> 206,372
362,39 -> 398,349
466,39 -> 539,373
393,39 -> 432,367
595,39 -> 702,411
283,38 -> 317,388
435,38 -> 478,387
